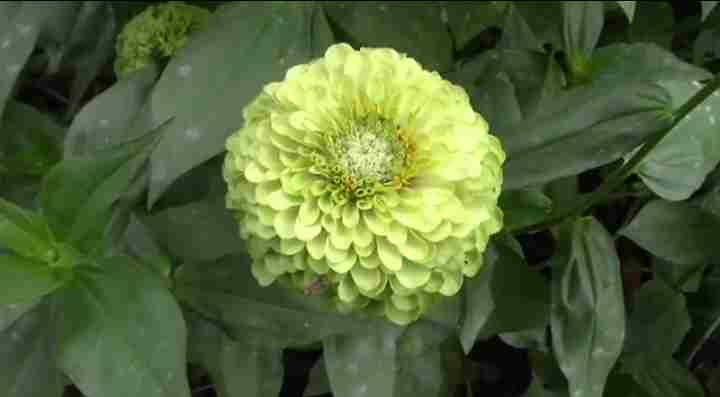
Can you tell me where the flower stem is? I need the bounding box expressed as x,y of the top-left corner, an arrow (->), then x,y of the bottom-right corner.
512,73 -> 720,234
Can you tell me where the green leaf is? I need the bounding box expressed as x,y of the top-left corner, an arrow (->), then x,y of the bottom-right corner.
469,72 -> 523,136
461,239 -> 550,346
0,300 -> 39,332
702,1 -> 718,21
0,197 -> 54,260
147,2 -> 334,207
394,347 -> 448,397
523,376 -> 568,397
0,3 -> 39,118
324,326 -> 403,397
459,247 -> 495,353
324,2 -> 452,72
653,257 -> 705,293
616,1 -> 636,22
40,129 -> 161,254
64,62 -> 159,158
443,1 -> 508,50
550,217 -> 626,397
634,80 -> 720,201
0,302 -> 64,397
623,354 -> 704,397
500,188 -> 553,231
187,314 -> 283,397
499,327 -> 548,353
624,279 -> 690,356
591,43 -> 711,85
0,254 -> 67,305
55,256 -> 190,397
562,1 -> 604,76
620,199 -> 720,265
679,266 -> 720,364
513,2 -> 563,49
628,2 -> 674,49
143,197 -> 243,262
123,213 -> 172,279
498,3 -> 543,51
502,80 -> 670,190
0,100 -> 64,178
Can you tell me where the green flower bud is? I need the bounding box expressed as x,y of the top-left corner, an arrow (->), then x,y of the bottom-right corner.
114,1 -> 210,78
223,43 -> 506,325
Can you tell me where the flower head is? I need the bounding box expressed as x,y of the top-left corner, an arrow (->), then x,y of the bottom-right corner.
223,43 -> 505,325
114,1 -> 210,77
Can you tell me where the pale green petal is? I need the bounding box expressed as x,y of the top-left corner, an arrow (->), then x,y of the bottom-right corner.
396,262 -> 431,289
358,252 -> 381,269
273,209 -> 298,239
338,276 -> 359,303
384,300 -> 417,326
308,257 -> 330,274
328,253 -> 357,274
342,204 -> 360,228
398,232 -> 430,262
363,211 -> 388,236
387,221 -> 407,245
329,223 -> 353,250
377,237 -> 403,271
279,238 -> 304,255
298,199 -> 320,225
351,266 -> 382,291
391,294 -> 418,311
307,233 -> 326,259
439,271 -> 463,296
251,261 -> 276,286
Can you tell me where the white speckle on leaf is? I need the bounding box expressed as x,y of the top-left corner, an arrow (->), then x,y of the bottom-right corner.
98,119 -> 110,127
662,57 -> 672,65
1,39 -> 10,49
184,127 -> 201,141
152,164 -> 167,182
275,15 -> 286,25
705,105 -> 712,112
177,64 -> 192,78
16,23 -> 33,35
347,362 -> 359,374
355,384 -> 368,396
278,57 -> 287,66
303,321 -> 310,328
440,7 -> 448,23
11,332 -> 20,341
711,115 -> 716,125
694,161 -> 701,169
6,64 -> 20,74
592,347 -> 608,357
693,81 -> 702,87
378,5 -> 388,12
7,304 -> 17,310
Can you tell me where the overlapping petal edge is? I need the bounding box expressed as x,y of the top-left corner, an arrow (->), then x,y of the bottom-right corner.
223,43 -> 506,325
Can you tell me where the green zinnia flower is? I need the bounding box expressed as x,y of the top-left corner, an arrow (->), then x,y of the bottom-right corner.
223,43 -> 506,325
114,1 -> 210,78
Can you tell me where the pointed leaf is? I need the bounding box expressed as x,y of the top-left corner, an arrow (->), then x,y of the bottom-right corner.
562,1 -> 604,75
0,302 -> 63,397
623,354 -> 704,397
702,1 -> 718,21
443,1 -> 508,50
624,279 -> 690,356
324,326 -> 403,397
500,188 -> 553,231
550,217 -> 626,397
620,199 -> 720,265
616,1 -> 636,21
55,257 -> 190,397
0,254 -> 67,305
0,197 -> 54,260
394,347 -> 448,397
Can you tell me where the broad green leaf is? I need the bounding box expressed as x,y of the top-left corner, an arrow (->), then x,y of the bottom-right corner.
591,44 -> 711,85
470,72 -> 523,135
187,314 -> 283,397
550,217 -> 626,397
502,80 -> 670,190
500,189 -> 553,231
324,2 -> 452,72
513,2 -> 563,49
523,376 -> 568,397
0,197 -> 54,260
324,326 -> 403,397
653,257 -> 705,293
562,1 -> 604,76
499,327 -> 548,353
40,129 -> 161,254
469,241 -> 550,342
702,1 -> 718,21
443,1 -> 508,50
0,303 -> 64,397
620,199 -> 720,265
634,80 -> 720,201
394,347 -> 448,397
304,358 -> 331,397
123,213 -> 171,279
55,257 -> 190,397
679,266 -> 720,364
616,1 -> 636,22
143,197 -> 242,262
175,254 -> 453,348
0,300 -> 39,332
147,2 -> 334,207
64,61 -> 159,158
0,3 -> 38,118
628,2 -> 674,49
0,100 -> 64,178
498,3 -> 543,51
0,254 -> 67,305
459,247 -> 495,353
624,279 -> 690,356
623,354 -> 704,397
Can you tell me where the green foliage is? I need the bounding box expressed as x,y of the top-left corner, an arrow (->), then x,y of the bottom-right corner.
2,1 -> 720,396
